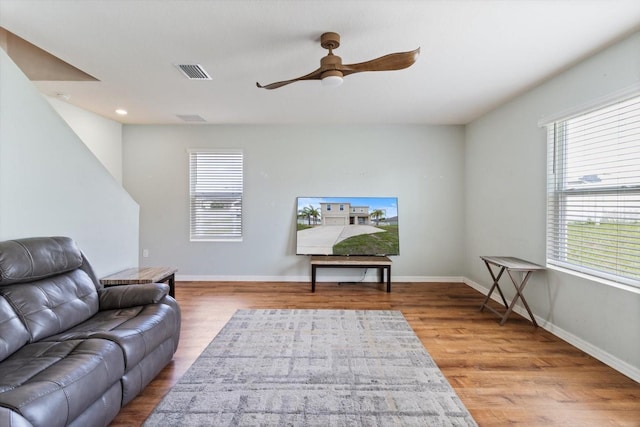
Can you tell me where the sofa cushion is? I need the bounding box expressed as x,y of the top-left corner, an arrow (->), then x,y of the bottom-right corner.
0,237 -> 82,285
66,382 -> 121,427
0,269 -> 99,342
0,338 -> 124,427
44,300 -> 180,370
0,297 -> 30,363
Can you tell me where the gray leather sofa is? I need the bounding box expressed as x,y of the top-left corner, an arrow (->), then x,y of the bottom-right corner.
0,237 -> 181,427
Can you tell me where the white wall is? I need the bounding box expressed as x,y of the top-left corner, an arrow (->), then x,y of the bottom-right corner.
0,49 -> 139,277
123,124 -> 465,281
46,96 -> 124,184
464,31 -> 640,380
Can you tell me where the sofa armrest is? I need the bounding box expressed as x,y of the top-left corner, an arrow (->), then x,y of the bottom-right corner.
98,283 -> 169,310
0,406 -> 33,427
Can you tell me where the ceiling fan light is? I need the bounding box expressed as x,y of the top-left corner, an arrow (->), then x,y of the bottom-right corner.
321,71 -> 343,88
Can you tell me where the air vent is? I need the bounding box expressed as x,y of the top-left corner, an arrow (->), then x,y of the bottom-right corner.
176,114 -> 207,123
175,64 -> 211,80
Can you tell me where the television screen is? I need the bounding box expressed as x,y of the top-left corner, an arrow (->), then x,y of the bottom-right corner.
296,197 -> 399,256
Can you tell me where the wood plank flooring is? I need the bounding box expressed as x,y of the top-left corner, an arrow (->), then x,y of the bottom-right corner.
109,281 -> 640,426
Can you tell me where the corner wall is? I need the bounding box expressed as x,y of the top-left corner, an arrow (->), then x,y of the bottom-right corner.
464,31 -> 640,380
46,96 -> 124,185
0,49 -> 139,277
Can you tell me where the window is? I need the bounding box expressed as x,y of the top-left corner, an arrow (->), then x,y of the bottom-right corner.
545,94 -> 640,287
189,149 -> 243,241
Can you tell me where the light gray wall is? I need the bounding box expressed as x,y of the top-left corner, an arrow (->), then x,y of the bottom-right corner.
46,96 -> 124,185
464,31 -> 640,379
123,125 -> 465,281
0,50 -> 139,278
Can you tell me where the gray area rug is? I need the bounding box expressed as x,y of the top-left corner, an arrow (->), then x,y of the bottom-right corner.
144,309 -> 477,426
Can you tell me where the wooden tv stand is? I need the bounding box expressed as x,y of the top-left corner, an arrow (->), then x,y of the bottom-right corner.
310,256 -> 392,293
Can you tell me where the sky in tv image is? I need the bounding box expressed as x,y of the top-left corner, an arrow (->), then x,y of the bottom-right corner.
296,197 -> 398,219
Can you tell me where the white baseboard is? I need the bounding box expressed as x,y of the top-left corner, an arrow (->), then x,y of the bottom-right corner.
394,276 -> 465,283
463,277 -> 640,383
176,274 -> 464,283
177,275 -> 307,282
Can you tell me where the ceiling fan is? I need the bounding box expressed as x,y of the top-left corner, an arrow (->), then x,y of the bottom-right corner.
256,32 -> 420,90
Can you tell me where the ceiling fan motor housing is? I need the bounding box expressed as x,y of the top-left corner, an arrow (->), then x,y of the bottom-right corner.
321,54 -> 343,79
320,32 -> 343,79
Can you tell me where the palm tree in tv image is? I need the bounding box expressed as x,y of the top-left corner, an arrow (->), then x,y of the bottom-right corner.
298,205 -> 321,226
370,208 -> 386,226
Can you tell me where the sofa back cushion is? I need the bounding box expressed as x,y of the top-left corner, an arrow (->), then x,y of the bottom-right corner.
0,236 -> 83,285
0,237 -> 99,342
0,296 -> 30,362
1,269 -> 99,342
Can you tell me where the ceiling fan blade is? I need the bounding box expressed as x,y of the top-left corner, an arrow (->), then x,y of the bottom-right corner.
256,68 -> 323,90
340,48 -> 420,76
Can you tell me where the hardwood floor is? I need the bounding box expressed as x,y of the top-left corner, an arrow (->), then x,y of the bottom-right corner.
109,281 -> 640,426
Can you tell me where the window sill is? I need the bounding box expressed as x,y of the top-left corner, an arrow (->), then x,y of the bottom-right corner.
190,238 -> 243,243
546,263 -> 640,295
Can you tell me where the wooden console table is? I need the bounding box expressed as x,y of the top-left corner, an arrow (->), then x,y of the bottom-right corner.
310,256 -> 392,293
100,266 -> 178,298
479,256 -> 544,326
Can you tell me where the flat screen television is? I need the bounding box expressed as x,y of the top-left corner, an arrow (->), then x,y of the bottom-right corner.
296,197 -> 399,256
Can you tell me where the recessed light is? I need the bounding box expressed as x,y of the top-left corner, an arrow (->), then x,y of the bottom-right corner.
115,109 -> 128,115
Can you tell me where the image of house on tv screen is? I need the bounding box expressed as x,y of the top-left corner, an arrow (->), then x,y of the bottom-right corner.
296,197 -> 399,256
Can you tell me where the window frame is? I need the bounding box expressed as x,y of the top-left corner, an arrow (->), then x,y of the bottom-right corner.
545,94 -> 640,288
188,149 -> 243,242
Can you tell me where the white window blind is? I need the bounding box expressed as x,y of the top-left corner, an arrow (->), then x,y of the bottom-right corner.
545,94 -> 640,287
189,150 -> 243,241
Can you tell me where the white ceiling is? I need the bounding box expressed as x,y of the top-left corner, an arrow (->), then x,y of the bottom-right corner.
1,0 -> 639,125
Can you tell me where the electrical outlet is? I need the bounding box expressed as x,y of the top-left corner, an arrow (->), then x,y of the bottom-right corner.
142,249 -> 149,258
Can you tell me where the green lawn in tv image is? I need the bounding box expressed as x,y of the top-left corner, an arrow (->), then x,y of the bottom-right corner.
296,197 -> 399,256
333,225 -> 399,255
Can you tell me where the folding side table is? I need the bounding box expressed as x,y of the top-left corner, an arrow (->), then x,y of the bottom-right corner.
479,256 -> 544,326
